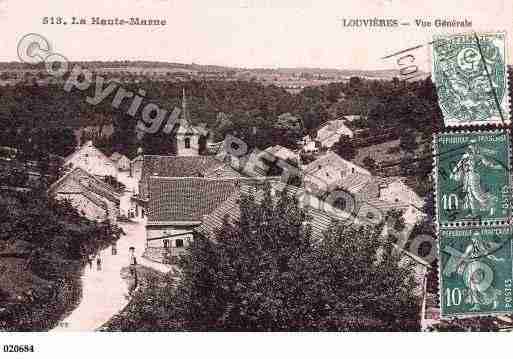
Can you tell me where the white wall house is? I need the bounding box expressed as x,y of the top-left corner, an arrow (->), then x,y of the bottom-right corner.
379,178 -> 424,210
378,178 -> 425,225
316,120 -> 354,149
64,141 -> 118,178
110,152 -> 131,172
301,135 -> 318,153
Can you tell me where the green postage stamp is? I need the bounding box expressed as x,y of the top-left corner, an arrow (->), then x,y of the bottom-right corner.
432,32 -> 510,127
439,227 -> 513,317
434,130 -> 512,227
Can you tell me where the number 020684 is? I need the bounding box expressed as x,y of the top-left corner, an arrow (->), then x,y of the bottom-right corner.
3,345 -> 35,353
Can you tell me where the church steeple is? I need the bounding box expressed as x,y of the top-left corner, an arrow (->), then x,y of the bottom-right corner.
175,88 -> 199,156
180,88 -> 190,127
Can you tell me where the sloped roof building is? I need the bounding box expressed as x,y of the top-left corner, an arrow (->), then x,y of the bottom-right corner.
48,167 -> 121,223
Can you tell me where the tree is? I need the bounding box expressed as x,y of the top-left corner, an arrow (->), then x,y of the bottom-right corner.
362,156 -> 376,171
385,209 -> 406,233
400,155 -> 415,176
172,183 -> 420,331
400,131 -> 417,153
332,135 -> 356,160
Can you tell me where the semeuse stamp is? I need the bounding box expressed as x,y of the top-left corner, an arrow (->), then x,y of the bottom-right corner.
439,226 -> 513,318
434,130 -> 512,227
432,32 -> 510,127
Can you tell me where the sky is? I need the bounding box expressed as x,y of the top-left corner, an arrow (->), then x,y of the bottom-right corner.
0,0 -> 511,71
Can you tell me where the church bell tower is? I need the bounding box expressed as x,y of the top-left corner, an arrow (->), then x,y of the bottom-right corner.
175,89 -> 200,156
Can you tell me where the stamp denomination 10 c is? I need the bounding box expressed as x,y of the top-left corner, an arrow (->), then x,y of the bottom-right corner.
439,226 -> 513,318
434,130 -> 512,227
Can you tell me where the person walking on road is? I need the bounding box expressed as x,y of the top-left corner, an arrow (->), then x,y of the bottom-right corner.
96,255 -> 102,271
129,246 -> 137,276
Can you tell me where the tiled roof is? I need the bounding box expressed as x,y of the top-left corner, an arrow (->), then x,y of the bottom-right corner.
196,180 -> 357,244
358,197 -> 410,217
355,181 -> 380,201
316,120 -> 353,143
140,155 -> 242,198
77,190 -> 109,210
264,145 -> 297,161
334,172 -> 372,194
87,179 -> 121,205
207,141 -> 224,155
376,176 -> 404,187
146,177 -> 243,223
304,151 -> 371,176
142,155 -> 229,178
49,167 -> 120,205
196,179 -> 429,270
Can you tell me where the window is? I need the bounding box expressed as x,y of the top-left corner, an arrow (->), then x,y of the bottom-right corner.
163,240 -> 169,249
175,239 -> 184,248
184,137 -> 191,149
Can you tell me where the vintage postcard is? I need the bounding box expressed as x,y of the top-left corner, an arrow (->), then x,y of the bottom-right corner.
1,2 -> 513,354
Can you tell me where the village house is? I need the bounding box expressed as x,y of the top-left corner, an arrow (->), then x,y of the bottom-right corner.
48,167 -> 121,223
302,119 -> 354,153
378,177 -> 424,209
301,134 -> 318,153
63,140 -> 118,178
301,151 -> 424,225
110,152 -> 131,172
303,151 -> 371,194
262,145 -> 298,163
144,176 -> 243,263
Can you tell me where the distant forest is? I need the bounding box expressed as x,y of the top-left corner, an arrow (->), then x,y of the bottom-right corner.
0,66 -> 511,163
0,60 -> 407,77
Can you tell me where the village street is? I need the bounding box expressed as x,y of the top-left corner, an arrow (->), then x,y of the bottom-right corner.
51,190 -> 171,331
